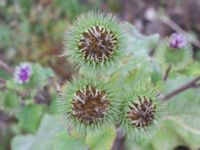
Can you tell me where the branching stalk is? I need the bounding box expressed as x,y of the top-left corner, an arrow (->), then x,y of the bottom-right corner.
162,76 -> 200,100
163,64 -> 172,81
112,128 -> 126,150
0,59 -> 13,74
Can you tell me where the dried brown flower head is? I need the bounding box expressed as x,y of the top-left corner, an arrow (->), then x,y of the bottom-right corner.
127,96 -> 156,128
71,85 -> 110,125
78,26 -> 118,62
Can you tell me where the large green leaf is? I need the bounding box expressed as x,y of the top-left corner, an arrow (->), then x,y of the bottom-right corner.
122,22 -> 160,56
0,91 -> 20,115
54,0 -> 82,21
155,77 -> 200,149
53,131 -> 88,150
12,114 -> 88,150
167,115 -> 200,135
16,104 -> 45,133
11,135 -> 35,150
0,25 -> 12,48
28,64 -> 51,88
179,62 -> 200,76
126,119 -> 200,150
150,121 -> 187,150
149,120 -> 200,150
107,22 -> 159,85
85,125 -> 116,150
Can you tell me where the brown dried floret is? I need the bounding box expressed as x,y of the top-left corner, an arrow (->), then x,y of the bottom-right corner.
71,85 -> 110,125
78,26 -> 117,62
127,96 -> 156,128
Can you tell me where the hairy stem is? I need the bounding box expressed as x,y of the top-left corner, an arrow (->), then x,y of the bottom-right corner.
162,76 -> 200,100
0,59 -> 13,74
163,64 -> 172,81
0,78 -> 6,90
157,12 -> 200,48
112,128 -> 126,150
193,83 -> 200,88
0,78 -> 6,84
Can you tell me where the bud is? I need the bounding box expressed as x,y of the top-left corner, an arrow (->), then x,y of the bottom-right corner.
156,36 -> 192,69
127,96 -> 156,128
14,62 -> 32,84
169,33 -> 187,49
64,11 -> 125,70
58,77 -> 119,134
119,82 -> 164,140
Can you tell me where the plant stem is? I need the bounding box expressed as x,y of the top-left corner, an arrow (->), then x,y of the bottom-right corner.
157,12 -> 200,48
112,128 -> 126,150
0,59 -> 13,74
162,76 -> 200,101
193,83 -> 200,88
163,64 -> 172,81
0,78 -> 6,84
0,78 -> 6,90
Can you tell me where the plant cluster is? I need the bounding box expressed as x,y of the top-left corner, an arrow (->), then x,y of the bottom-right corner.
58,11 -> 199,143
0,10 -> 200,150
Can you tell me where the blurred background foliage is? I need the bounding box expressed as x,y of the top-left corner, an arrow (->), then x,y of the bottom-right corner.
0,0 -> 200,150
1,0 -> 200,78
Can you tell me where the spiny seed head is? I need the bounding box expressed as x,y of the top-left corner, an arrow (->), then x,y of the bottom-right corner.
64,11 -> 125,69
119,81 -> 164,140
127,96 -> 156,128
78,26 -> 117,63
58,77 -> 119,134
71,85 -> 110,125
156,38 -> 192,69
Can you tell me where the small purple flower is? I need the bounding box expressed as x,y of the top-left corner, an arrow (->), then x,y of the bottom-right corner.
14,63 -> 32,84
169,33 -> 187,49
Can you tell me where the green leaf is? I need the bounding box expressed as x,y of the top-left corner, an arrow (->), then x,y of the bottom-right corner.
85,125 -> 116,150
12,114 -> 88,150
151,62 -> 162,85
28,64 -> 47,88
0,69 -> 11,79
122,22 -> 160,56
196,50 -> 200,62
146,120 -> 200,150
12,114 -> 63,150
108,22 -> 159,85
108,54 -> 152,85
0,25 -> 12,48
11,135 -> 35,150
179,62 -> 200,76
53,131 -> 88,150
159,77 -> 200,148
126,120 -> 199,150
163,77 -> 200,117
0,91 -> 20,115
6,79 -> 22,91
18,0 -> 32,16
150,122 -> 184,150
54,0 -> 82,21
44,67 -> 55,77
27,63 -> 55,88
48,93 -> 58,114
167,115 -> 200,135
16,104 -> 45,133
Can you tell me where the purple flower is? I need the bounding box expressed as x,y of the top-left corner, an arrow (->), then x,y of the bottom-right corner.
14,63 -> 32,84
169,33 -> 187,49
